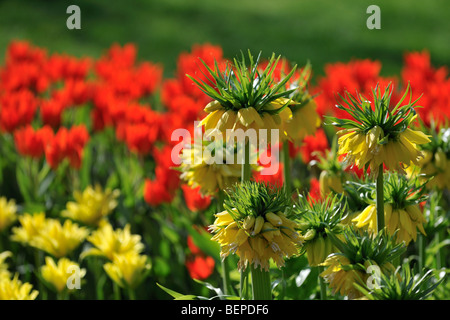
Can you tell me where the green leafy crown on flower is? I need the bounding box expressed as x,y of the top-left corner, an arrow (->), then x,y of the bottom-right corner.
326,82 -> 422,139
340,179 -> 375,214
311,137 -> 342,173
294,193 -> 346,234
335,171 -> 428,211
282,60 -> 316,112
327,227 -> 406,268
382,171 -> 428,210
187,50 -> 298,114
354,263 -> 445,300
223,180 -> 292,222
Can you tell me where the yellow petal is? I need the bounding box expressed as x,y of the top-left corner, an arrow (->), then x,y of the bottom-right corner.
200,109 -> 225,132
204,100 -> 222,113
237,107 -> 263,127
216,110 -> 237,132
403,128 -> 431,145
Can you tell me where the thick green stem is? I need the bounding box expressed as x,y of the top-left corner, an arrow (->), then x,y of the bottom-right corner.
282,142 -> 291,195
376,164 -> 385,232
251,267 -> 272,300
318,266 -> 327,300
217,189 -> 232,296
240,268 -> 249,300
113,282 -> 121,300
239,141 -> 251,300
241,141 -> 251,181
128,287 -> 136,300
418,233 -> 426,275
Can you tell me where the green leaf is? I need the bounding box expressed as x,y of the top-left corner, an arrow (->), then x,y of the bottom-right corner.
156,283 -> 197,300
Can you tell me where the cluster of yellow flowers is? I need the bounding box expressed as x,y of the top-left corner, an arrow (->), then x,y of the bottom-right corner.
320,255 -> 396,299
0,251 -> 39,300
41,256 -> 86,294
11,212 -> 89,258
200,97 -> 319,143
5,209 -> 87,296
179,141 -> 243,196
0,184 -> 151,299
62,184 -> 120,226
82,222 -> 150,289
0,197 -> 17,232
408,149 -> 450,190
352,203 -> 427,245
210,209 -> 302,271
337,126 -> 430,174
302,229 -> 335,267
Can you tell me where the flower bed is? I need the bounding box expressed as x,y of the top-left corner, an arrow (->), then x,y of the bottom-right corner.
0,41 -> 448,300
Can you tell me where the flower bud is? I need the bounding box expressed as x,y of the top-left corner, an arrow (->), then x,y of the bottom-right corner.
265,212 -> 282,226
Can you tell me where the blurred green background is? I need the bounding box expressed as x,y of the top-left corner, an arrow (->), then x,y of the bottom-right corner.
0,0 -> 449,79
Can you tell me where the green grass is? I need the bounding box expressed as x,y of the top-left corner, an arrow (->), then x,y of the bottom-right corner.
0,0 -> 449,79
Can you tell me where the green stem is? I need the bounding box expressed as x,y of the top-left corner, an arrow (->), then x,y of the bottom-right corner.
56,290 -> 68,300
34,250 -> 46,298
436,230 -> 444,269
240,268 -> 249,300
279,269 -> 287,300
318,266 -> 327,300
282,142 -> 291,195
376,164 -> 385,233
418,233 -> 426,275
241,141 -> 251,182
128,287 -> 136,300
239,141 -> 252,300
217,189 -> 232,296
113,282 -> 121,300
250,267 -> 272,300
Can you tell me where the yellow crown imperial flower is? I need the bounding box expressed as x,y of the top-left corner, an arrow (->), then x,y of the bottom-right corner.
294,194 -> 346,266
314,141 -> 347,197
189,51 -> 298,144
406,126 -> 450,190
179,140 -> 243,196
62,184 -> 120,226
281,62 -> 321,142
0,197 -> 17,232
41,256 -> 86,293
328,83 -> 431,176
320,229 -> 404,299
209,181 -> 302,271
351,172 -> 428,245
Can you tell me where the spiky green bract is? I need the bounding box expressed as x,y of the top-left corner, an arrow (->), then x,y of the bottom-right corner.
222,180 -> 293,222
293,194 -> 346,263
327,227 -> 406,270
187,50 -> 297,114
340,179 -> 374,214
383,172 -> 428,210
326,82 -> 420,137
339,171 -> 428,211
286,61 -> 315,112
294,193 -> 346,236
355,263 -> 445,300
